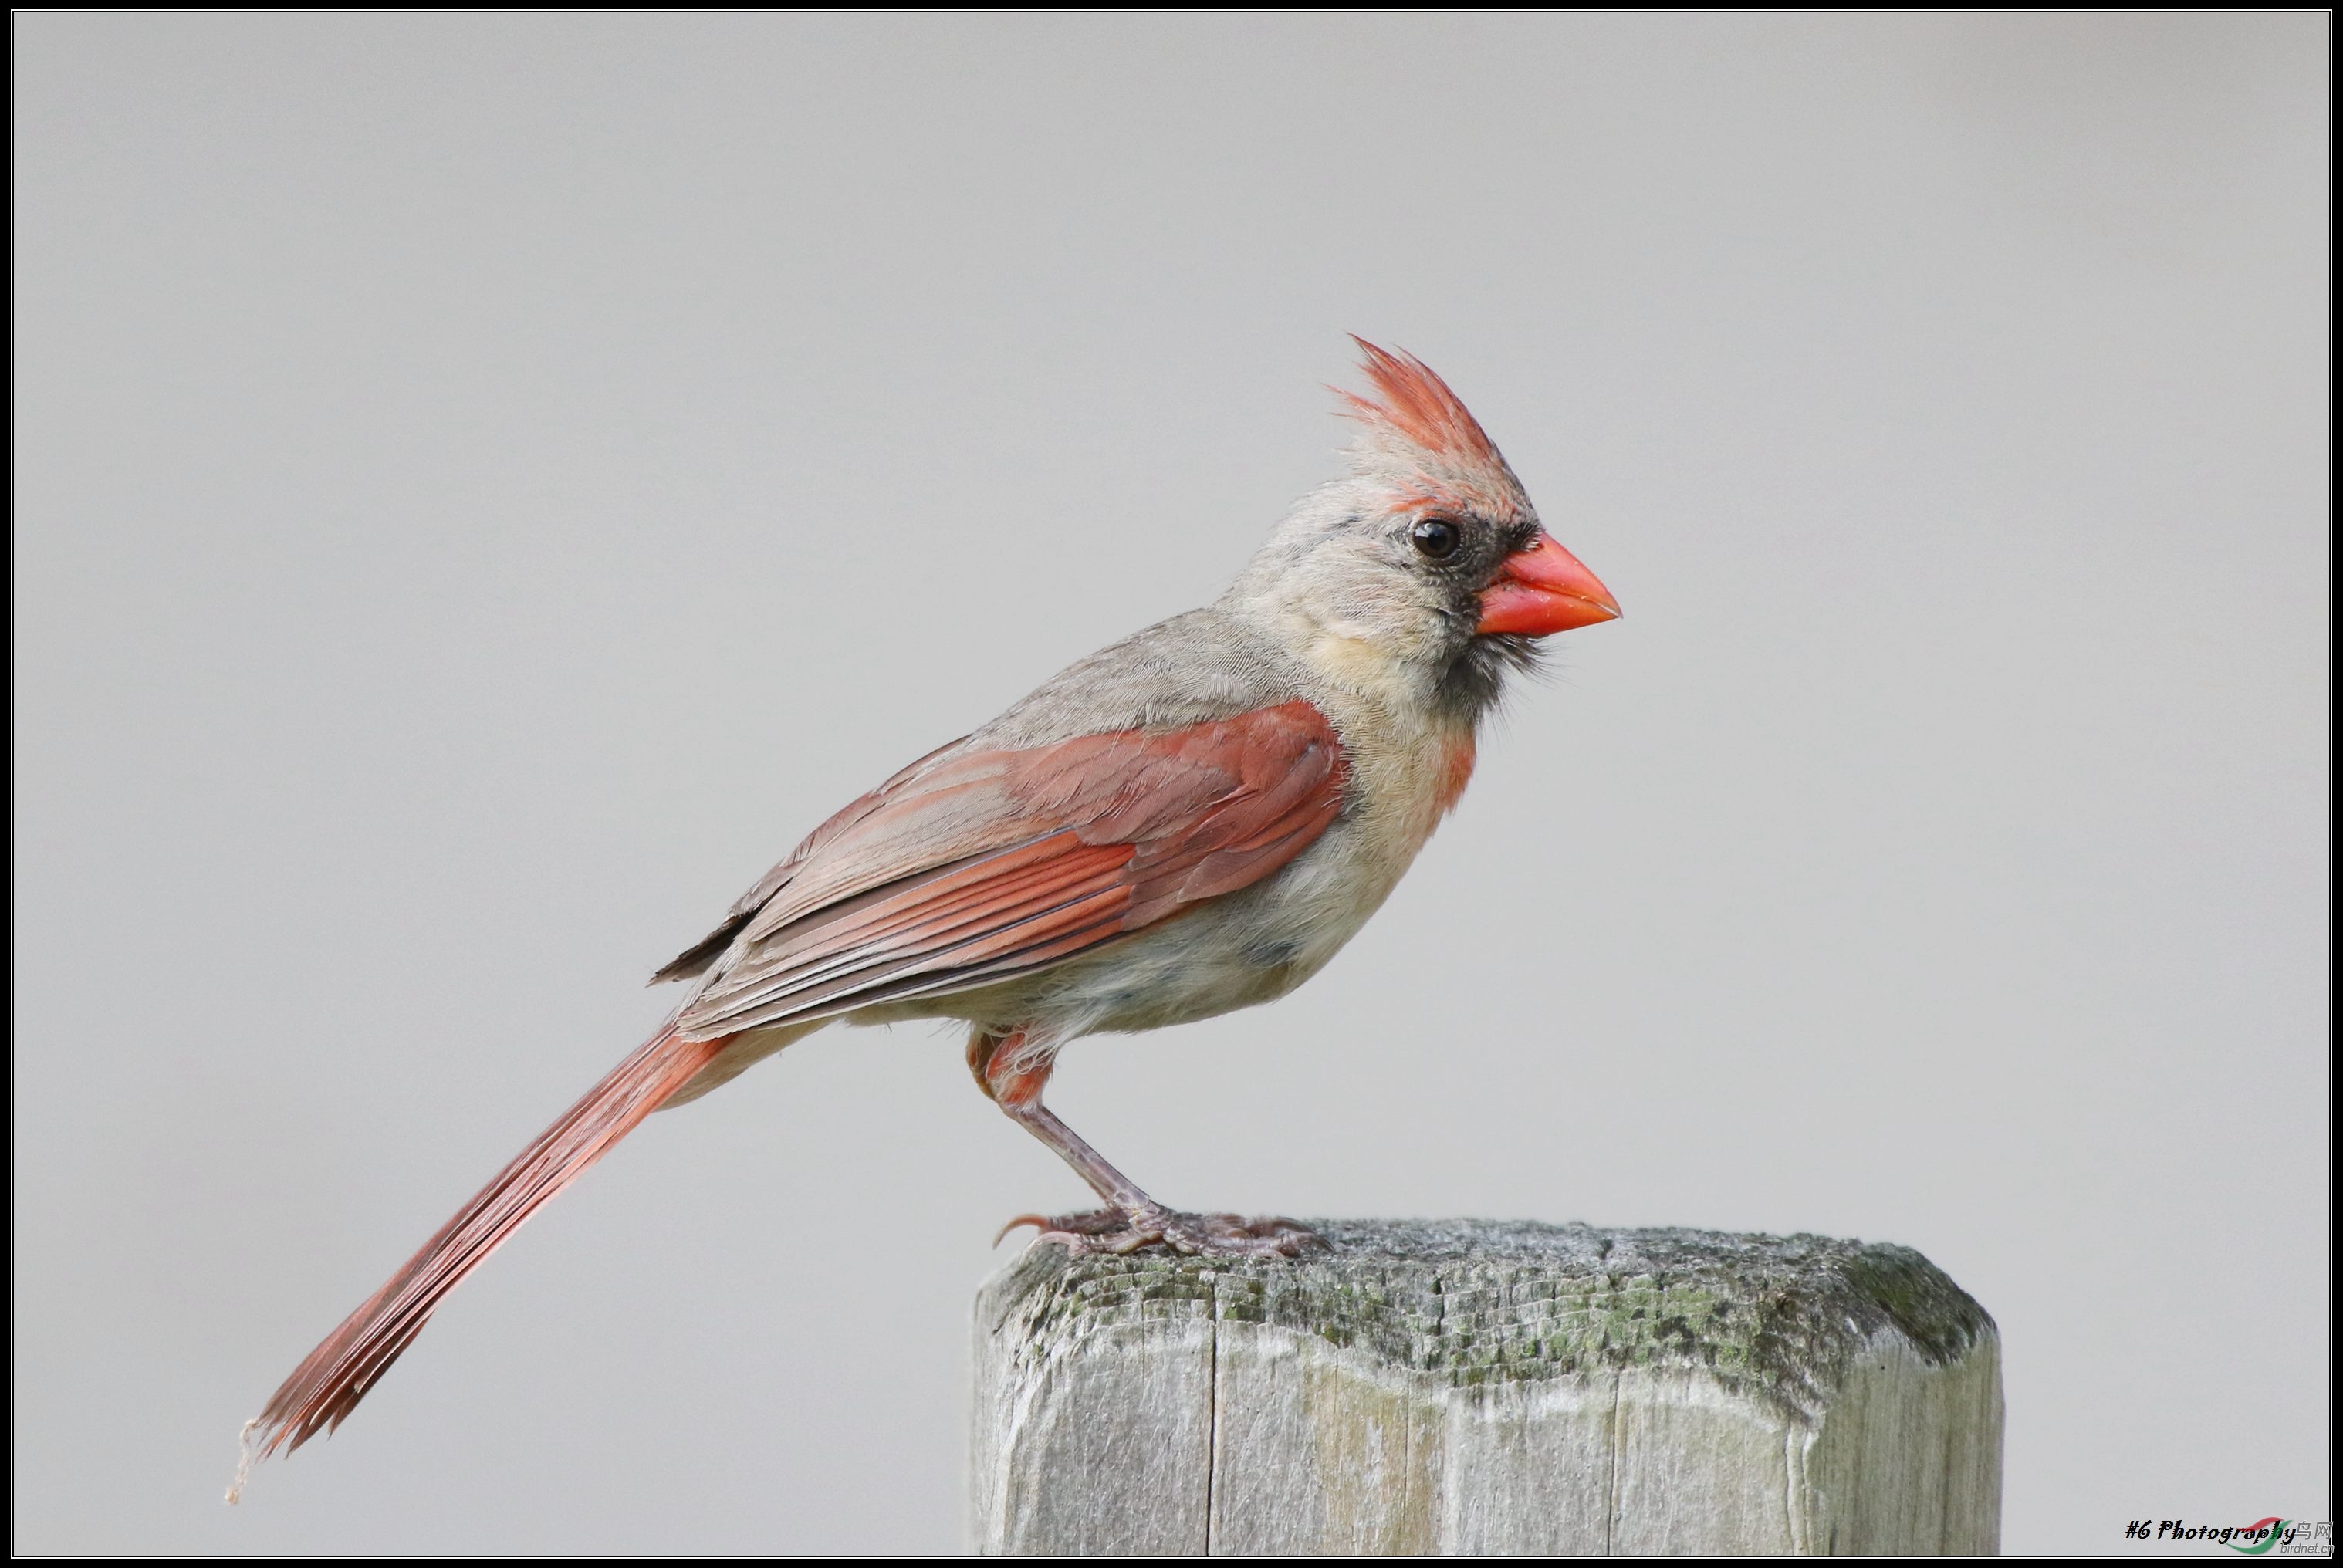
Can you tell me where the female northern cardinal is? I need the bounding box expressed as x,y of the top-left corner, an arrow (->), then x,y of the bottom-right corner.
238,340 -> 1618,1482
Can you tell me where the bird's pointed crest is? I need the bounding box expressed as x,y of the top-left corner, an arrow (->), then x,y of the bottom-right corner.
1333,339 -> 1503,468
1331,338 -> 1528,512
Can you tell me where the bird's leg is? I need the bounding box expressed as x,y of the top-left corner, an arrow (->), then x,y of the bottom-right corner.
971,1029 -> 1323,1259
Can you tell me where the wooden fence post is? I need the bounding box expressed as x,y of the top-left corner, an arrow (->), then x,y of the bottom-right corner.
969,1219 -> 2000,1556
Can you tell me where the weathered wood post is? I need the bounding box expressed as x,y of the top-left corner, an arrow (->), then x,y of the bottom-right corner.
970,1220 -> 2000,1555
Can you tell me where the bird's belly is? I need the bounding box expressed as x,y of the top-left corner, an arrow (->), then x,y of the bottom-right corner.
877,812 -> 1415,1043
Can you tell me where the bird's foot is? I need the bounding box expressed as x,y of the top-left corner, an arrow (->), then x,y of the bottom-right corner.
997,1203 -> 1324,1258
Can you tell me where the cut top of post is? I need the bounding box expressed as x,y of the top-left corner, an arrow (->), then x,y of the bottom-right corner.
982,1219 -> 1992,1418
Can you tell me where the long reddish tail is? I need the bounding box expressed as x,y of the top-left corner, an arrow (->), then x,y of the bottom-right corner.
233,1024 -> 733,1495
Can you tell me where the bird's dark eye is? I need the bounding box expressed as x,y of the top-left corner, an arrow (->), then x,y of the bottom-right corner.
1411,518 -> 1461,559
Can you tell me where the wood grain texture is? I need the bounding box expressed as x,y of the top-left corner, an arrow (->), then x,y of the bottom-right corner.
969,1220 -> 2000,1556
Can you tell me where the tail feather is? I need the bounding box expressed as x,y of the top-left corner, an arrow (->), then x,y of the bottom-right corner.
234,1023 -> 733,1495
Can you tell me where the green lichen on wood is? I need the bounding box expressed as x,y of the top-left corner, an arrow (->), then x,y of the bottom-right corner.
982,1219 -> 1994,1425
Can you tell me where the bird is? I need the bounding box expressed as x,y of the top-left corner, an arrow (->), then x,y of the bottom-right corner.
233,338 -> 1619,1492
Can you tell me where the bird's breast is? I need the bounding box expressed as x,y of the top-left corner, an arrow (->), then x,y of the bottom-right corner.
1330,702 -> 1479,877
1190,701 -> 1477,990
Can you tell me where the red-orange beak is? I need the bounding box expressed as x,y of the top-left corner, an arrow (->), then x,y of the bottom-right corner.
1476,532 -> 1621,636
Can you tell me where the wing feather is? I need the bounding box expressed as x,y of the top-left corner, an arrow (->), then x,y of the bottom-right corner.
673,701 -> 1345,1038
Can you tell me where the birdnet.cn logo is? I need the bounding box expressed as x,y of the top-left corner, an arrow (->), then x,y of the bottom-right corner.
2123,1519 -> 2332,1556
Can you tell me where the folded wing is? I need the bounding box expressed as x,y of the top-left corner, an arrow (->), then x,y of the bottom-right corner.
671,700 -> 1349,1039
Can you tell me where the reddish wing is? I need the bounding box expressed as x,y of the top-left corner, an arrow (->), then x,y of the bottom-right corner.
674,701 -> 1349,1039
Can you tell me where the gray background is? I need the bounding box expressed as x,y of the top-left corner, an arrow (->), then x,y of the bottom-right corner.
12,14 -> 2328,1556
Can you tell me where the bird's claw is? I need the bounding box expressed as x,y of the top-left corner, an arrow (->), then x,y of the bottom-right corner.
1005,1203 -> 1325,1259
992,1212 -> 1056,1247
